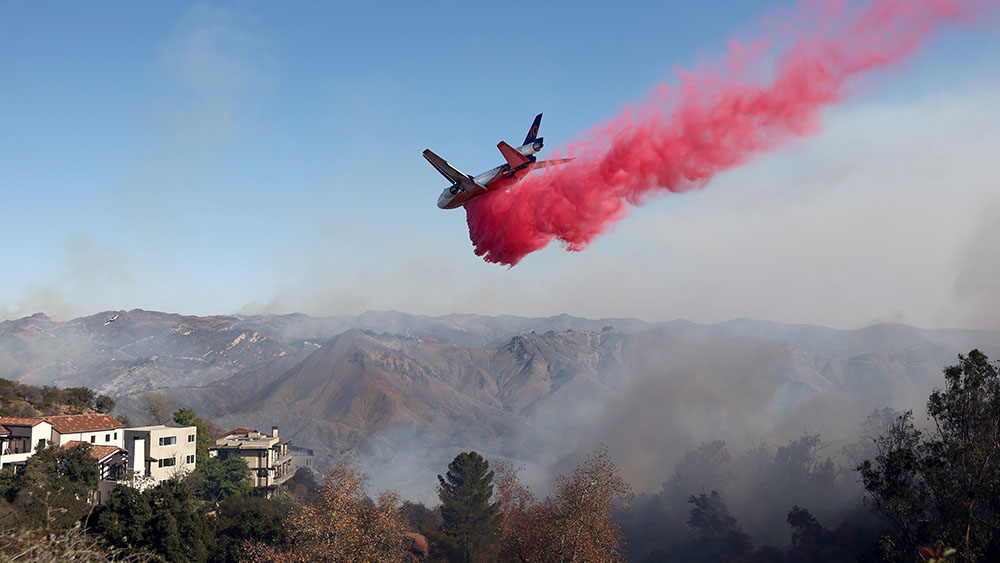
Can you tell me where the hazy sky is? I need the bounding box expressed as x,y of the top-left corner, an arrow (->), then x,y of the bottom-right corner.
1,1 -> 998,329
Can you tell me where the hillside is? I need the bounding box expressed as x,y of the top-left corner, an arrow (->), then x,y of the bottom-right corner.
3,310 -> 1000,496
0,376 -> 113,419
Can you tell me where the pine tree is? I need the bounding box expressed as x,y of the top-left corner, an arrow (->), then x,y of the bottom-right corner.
434,451 -> 500,562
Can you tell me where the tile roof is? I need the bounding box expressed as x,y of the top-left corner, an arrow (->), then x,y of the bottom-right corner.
43,414 -> 124,433
0,417 -> 46,427
61,441 -> 127,461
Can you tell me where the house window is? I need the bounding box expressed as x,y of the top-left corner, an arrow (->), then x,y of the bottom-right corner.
114,432 -> 117,440
105,434 -> 110,442
158,457 -> 176,468
90,436 -> 95,443
188,434 -> 195,443
158,436 -> 177,446
185,454 -> 195,465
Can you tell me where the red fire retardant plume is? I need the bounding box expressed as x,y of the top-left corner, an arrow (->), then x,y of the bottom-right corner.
465,0 -> 986,266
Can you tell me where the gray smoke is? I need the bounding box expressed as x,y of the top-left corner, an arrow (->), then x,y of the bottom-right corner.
954,201 -> 1000,330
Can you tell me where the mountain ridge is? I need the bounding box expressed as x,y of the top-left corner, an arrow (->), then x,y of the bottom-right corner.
4,309 -> 1000,496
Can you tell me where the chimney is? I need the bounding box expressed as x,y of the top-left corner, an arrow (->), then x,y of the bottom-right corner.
271,426 -> 278,438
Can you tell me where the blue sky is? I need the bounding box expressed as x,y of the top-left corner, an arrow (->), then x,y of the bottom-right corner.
1,1 -> 998,328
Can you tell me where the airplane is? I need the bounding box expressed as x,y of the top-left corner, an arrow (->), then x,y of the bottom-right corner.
425,113 -> 574,209
104,314 -> 119,326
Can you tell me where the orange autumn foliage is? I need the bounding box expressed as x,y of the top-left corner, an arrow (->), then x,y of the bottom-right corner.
495,446 -> 632,563
244,463 -> 409,563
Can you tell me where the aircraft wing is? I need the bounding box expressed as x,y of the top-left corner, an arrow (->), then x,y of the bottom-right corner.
532,157 -> 575,170
497,141 -> 531,168
423,149 -> 477,189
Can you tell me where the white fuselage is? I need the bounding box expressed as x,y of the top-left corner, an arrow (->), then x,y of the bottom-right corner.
437,141 -> 544,209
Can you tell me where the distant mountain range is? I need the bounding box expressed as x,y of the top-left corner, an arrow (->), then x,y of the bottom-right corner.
3,309 -> 999,496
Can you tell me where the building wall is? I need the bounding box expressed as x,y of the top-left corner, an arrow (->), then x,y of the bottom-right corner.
52,429 -> 124,449
97,480 -> 117,505
94,450 -> 128,505
217,448 -> 270,482
125,426 -> 197,484
0,422 -> 52,469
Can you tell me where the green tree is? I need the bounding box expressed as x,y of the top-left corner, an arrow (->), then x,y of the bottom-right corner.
89,485 -> 153,549
89,479 -> 214,562
212,495 -> 292,563
191,456 -> 252,503
283,466 -> 320,502
11,441 -> 99,530
172,408 -> 211,464
664,441 -> 733,509
94,395 -> 116,414
40,386 -> 66,411
672,490 -> 753,563
64,387 -> 96,411
144,479 -> 215,562
432,451 -> 500,562
859,350 -> 1000,562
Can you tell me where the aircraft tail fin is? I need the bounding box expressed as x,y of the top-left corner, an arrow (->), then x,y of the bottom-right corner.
523,113 -> 543,145
498,141 -> 531,168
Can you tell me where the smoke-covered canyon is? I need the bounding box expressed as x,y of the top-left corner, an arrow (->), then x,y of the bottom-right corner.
3,309 -> 998,556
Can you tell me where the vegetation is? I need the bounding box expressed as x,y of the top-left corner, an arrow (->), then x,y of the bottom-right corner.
0,441 -> 99,530
213,495 -> 292,563
859,349 -> 1000,562
168,407 -> 252,504
3,349 -> 999,562
94,394 -> 117,414
172,408 -> 220,465
245,463 -> 409,562
136,392 -> 173,425
283,466 -> 320,502
190,456 -> 253,503
495,447 -> 632,562
432,451 -> 501,562
89,479 -> 214,562
0,525 -> 154,562
0,377 -> 115,418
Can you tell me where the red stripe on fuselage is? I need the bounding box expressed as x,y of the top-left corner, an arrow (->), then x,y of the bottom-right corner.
442,163 -> 536,209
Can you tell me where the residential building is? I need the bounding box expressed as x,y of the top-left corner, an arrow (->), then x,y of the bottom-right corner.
44,414 -> 125,448
0,418 -> 53,469
210,426 -> 297,495
125,425 -> 198,486
61,441 -> 127,504
0,415 -> 197,502
0,414 -> 124,470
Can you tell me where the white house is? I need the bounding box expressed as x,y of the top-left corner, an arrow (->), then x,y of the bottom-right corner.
0,418 -> 53,469
44,414 -> 125,449
124,424 -> 198,486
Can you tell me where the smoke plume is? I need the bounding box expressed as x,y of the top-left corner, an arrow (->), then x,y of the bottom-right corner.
466,0 -> 983,266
